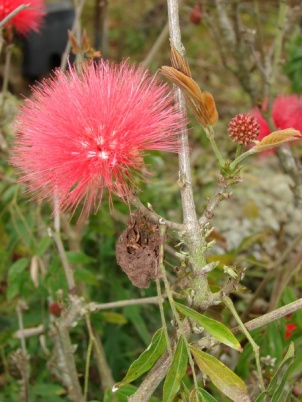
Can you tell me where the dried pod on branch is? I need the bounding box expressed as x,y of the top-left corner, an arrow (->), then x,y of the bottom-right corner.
116,211 -> 160,288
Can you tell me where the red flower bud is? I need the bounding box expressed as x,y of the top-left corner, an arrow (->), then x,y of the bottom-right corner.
228,113 -> 260,145
190,3 -> 202,25
49,302 -> 62,317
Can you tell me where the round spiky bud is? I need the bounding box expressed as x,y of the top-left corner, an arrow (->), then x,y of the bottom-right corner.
228,113 -> 260,145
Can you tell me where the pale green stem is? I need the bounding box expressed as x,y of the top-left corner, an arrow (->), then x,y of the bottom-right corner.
52,195 -> 76,292
1,44 -> 13,114
267,0 -> 288,118
235,144 -> 243,159
156,223 -> 172,356
223,296 -> 265,392
158,223 -> 199,391
84,338 -> 93,402
230,148 -> 256,170
156,278 -> 172,357
205,126 -> 225,166
85,315 -> 114,391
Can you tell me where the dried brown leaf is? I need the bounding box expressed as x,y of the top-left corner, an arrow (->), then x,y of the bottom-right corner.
68,30 -> 81,54
160,66 -> 201,99
253,128 -> 300,152
81,30 -> 91,52
201,91 -> 219,126
170,45 -> 192,77
161,48 -> 219,127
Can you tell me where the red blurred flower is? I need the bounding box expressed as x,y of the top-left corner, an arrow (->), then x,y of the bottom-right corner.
251,95 -> 302,142
0,0 -> 45,35
190,2 -> 202,25
11,61 -> 184,215
285,323 -> 297,339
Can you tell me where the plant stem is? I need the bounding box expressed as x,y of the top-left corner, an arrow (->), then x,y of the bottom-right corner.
235,144 -> 243,159
84,338 -> 93,401
51,196 -> 76,292
156,277 -> 172,357
265,0 -> 288,129
51,230 -> 76,292
16,301 -> 30,402
16,301 -> 26,353
205,126 -> 225,166
230,148 -> 256,170
1,43 -> 13,115
89,296 -> 159,311
199,178 -> 230,226
0,5 -> 28,29
141,23 -> 169,67
61,0 -> 86,71
167,0 -> 211,307
158,223 -> 199,392
85,315 -> 114,391
57,323 -> 84,402
223,296 -> 265,392
240,297 -> 302,333
167,0 -> 197,229
130,194 -> 184,231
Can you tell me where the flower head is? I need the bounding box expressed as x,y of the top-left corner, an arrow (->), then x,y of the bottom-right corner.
0,0 -> 45,35
228,113 -> 260,145
11,61 -> 184,215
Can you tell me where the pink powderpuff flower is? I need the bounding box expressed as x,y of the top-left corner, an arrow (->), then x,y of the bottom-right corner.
0,0 -> 46,36
251,94 -> 302,143
10,61 -> 185,215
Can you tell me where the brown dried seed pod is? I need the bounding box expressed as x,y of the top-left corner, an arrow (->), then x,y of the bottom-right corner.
116,210 -> 160,288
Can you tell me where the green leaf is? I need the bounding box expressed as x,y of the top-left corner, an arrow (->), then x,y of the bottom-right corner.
114,328 -> 166,389
270,344 -> 295,402
124,305 -> 150,345
74,267 -> 99,286
101,311 -> 127,325
284,387 -> 293,402
36,236 -> 52,256
189,389 -> 200,402
190,345 -> 250,402
175,302 -> 242,351
113,384 -> 161,402
7,258 -> 29,300
254,392 -> 267,402
267,342 -> 295,395
8,258 -> 29,277
65,251 -> 95,265
163,336 -> 188,402
197,388 -> 219,402
31,383 -> 65,396
103,387 -> 112,402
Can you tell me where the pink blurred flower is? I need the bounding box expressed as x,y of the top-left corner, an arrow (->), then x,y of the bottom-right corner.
251,95 -> 302,141
11,61 -> 184,215
0,0 -> 45,35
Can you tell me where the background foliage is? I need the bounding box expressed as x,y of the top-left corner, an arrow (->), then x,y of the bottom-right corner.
1,0 -> 302,401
